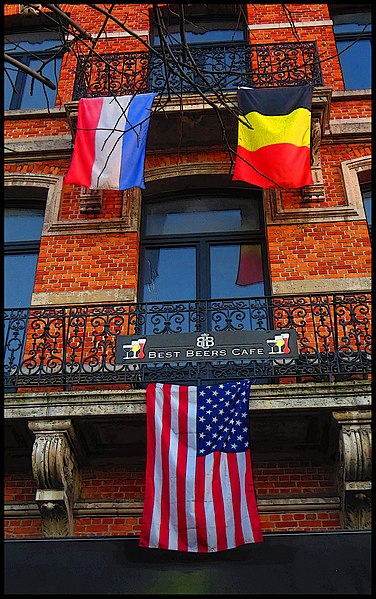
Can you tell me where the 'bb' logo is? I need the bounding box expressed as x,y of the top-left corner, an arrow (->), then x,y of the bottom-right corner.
196,333 -> 215,349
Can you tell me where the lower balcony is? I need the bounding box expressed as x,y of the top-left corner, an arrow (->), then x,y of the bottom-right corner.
4,292 -> 371,390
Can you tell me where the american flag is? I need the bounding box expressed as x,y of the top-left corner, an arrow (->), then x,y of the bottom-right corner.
139,379 -> 263,552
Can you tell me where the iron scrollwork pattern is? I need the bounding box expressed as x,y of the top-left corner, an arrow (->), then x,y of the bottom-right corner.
4,292 -> 371,389
72,41 -> 323,99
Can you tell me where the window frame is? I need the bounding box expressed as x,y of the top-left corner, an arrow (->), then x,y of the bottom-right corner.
330,6 -> 372,90
4,32 -> 64,110
360,183 -> 372,241
139,189 -> 271,302
4,194 -> 47,309
149,3 -> 248,47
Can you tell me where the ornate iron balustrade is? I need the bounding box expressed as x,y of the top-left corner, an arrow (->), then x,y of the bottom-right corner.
4,293 -> 371,390
72,41 -> 323,99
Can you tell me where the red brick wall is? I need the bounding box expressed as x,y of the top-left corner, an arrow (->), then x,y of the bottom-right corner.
60,187 -> 124,220
267,221 -> 371,283
4,473 -> 37,503
5,146 -> 372,298
4,117 -> 71,138
34,233 -> 139,294
246,4 -> 343,91
248,4 -> 331,24
4,3 -> 368,542
4,519 -> 43,539
260,511 -> 341,533
80,467 -> 145,501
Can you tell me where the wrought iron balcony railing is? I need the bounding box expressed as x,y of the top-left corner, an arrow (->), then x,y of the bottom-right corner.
72,41 -> 323,100
4,293 -> 371,390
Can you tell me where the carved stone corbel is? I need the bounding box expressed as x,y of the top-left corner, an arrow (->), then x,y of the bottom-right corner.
28,419 -> 81,537
122,186 -> 142,232
301,116 -> 326,202
332,410 -> 371,530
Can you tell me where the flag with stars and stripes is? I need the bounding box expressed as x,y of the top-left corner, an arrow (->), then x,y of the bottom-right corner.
139,379 -> 263,552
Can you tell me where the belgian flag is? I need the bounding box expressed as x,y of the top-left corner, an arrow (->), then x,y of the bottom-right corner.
232,85 -> 314,189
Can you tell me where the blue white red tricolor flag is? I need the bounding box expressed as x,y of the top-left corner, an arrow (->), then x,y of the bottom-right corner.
139,379 -> 263,552
65,93 -> 156,190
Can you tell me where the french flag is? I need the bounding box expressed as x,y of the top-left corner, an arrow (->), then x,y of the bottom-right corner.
65,93 -> 156,190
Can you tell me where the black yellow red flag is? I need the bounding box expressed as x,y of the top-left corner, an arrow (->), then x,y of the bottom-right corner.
232,85 -> 314,189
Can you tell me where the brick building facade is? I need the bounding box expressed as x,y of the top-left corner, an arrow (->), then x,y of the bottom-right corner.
4,2 -> 371,552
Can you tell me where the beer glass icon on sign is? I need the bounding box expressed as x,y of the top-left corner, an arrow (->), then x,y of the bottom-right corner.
131,338 -> 146,359
122,338 -> 147,374
122,338 -> 147,360
267,332 -> 291,364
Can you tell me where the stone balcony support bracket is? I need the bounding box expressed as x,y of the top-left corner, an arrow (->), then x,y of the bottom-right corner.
332,410 -> 371,530
28,419 -> 81,538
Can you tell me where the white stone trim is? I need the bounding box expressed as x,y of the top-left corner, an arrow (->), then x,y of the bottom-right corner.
265,153 -> 372,224
327,118 -> 371,134
248,20 -> 333,30
272,277 -> 371,295
145,161 -> 231,182
31,288 -> 136,307
4,172 -> 63,234
66,30 -> 149,41
4,135 -> 73,155
340,155 -> 372,221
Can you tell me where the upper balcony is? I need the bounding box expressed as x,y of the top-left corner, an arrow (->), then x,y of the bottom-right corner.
65,40 -> 329,152
72,41 -> 324,100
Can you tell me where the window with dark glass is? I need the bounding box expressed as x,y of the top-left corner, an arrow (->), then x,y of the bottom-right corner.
4,32 -> 63,110
4,187 -> 46,307
140,191 -> 269,327
4,188 -> 47,392
361,184 -> 372,241
149,4 -> 249,92
330,6 -> 371,90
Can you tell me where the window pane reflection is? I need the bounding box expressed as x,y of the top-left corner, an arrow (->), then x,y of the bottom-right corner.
210,244 -> 265,299
336,40 -> 371,90
142,247 -> 197,334
143,247 -> 196,302
210,244 -> 267,330
4,207 -> 45,242
4,254 -> 38,308
145,197 -> 260,235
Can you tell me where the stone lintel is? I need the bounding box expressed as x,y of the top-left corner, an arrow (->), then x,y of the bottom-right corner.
272,278 -> 371,295
345,481 -> 371,491
31,287 -> 136,306
5,380 -> 371,420
4,495 -> 340,519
